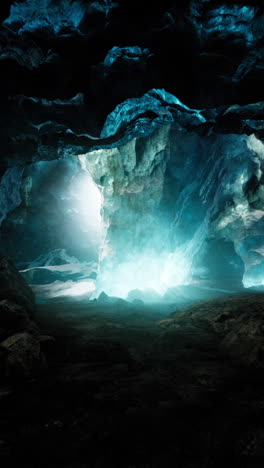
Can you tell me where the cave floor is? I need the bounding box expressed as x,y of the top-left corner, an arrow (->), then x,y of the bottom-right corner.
1,294 -> 264,467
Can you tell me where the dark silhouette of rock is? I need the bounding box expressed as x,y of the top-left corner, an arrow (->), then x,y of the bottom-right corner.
0,299 -> 31,338
169,293 -> 264,365
0,332 -> 44,379
0,255 -> 51,380
0,255 -> 35,317
97,291 -> 110,303
127,288 -> 161,303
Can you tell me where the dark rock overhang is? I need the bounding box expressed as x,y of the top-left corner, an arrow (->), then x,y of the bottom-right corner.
1,89 -> 263,170
0,1 -> 263,168
1,90 -> 264,167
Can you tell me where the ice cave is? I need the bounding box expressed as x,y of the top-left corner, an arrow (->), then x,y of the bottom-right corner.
1,102 -> 263,301
0,1 -> 263,466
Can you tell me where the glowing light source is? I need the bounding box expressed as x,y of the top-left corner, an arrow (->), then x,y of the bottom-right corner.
95,249 -> 192,299
32,280 -> 96,299
69,171 -> 103,236
62,280 -> 96,297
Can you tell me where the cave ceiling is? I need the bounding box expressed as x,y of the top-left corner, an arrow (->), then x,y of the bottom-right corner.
0,0 -> 263,170
0,0 -> 263,297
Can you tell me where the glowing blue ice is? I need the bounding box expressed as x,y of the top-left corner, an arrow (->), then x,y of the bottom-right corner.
0,167 -> 24,226
4,0 -> 86,35
101,89 -> 206,138
103,46 -> 152,67
190,3 -> 258,45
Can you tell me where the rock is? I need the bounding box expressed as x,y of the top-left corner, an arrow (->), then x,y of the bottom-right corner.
97,291 -> 110,303
127,288 -> 161,304
219,308 -> 264,365
0,255 -> 35,317
103,46 -> 152,68
169,294 -> 264,365
0,300 -> 31,334
0,327 -> 9,341
0,345 -> 8,374
0,257 -> 38,343
132,299 -> 145,306
39,335 -> 55,355
0,332 -> 44,379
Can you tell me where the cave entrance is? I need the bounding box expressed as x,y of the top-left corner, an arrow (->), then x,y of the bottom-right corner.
1,125 -> 253,303
77,140 -> 195,302
0,158 -> 104,301
76,128 -> 250,302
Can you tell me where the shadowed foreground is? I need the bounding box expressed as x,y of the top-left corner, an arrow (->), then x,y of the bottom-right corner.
1,293 -> 264,467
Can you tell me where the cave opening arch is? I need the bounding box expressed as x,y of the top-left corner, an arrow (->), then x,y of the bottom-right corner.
0,155 -> 104,299
0,125 -> 263,301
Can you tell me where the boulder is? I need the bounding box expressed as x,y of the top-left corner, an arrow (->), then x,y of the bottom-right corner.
0,300 -> 31,336
219,308 -> 264,365
0,256 -> 48,380
97,291 -> 110,303
0,255 -> 35,317
169,294 -> 264,365
127,288 -> 161,303
0,332 -> 44,379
